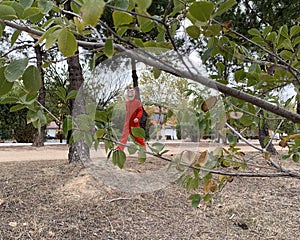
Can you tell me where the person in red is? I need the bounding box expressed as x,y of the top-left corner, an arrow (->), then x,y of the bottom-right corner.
117,87 -> 146,150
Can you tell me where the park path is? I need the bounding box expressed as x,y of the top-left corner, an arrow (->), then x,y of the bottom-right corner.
0,140 -> 283,163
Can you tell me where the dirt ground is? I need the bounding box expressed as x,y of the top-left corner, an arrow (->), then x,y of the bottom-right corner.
0,142 -> 300,240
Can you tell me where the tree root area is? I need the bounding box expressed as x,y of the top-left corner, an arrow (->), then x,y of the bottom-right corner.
0,153 -> 300,240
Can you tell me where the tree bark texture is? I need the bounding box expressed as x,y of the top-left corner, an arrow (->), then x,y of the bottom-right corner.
67,54 -> 90,163
258,110 -> 278,155
32,43 -> 46,147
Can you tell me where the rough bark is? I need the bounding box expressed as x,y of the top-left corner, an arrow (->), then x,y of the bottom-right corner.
63,0 -> 90,163
258,110 -> 278,155
67,54 -> 90,163
32,43 -> 46,147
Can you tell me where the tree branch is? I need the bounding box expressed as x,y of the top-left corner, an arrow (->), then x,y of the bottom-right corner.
1,20 -> 300,123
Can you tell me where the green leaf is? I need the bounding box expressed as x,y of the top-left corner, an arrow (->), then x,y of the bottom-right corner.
0,24 -> 5,38
188,194 -> 201,208
248,28 -> 261,37
263,136 -> 270,146
205,24 -> 221,37
135,0 -> 152,10
10,104 -> 26,112
62,116 -> 73,135
266,32 -> 277,45
104,38 -> 114,58
112,0 -> 129,9
278,39 -> 294,51
262,26 -> 272,38
141,20 -> 155,33
247,103 -> 256,114
85,133 -> 93,148
81,0 -> 105,27
228,134 -> 237,145
58,28 -> 78,57
151,142 -> 165,153
5,58 -> 28,82
0,67 -> 14,97
213,0 -> 237,17
112,150 -> 126,169
95,110 -> 107,122
66,90 -> 78,100
113,11 -> 134,27
281,154 -> 290,160
37,110 -> 47,125
138,149 -> 146,163
22,65 -> 41,93
94,129 -> 106,139
22,7 -> 43,23
234,69 -> 246,82
290,26 -> 300,38
189,1 -> 214,22
128,144 -> 138,154
35,25 -> 61,48
0,96 -> 18,104
170,0 -> 184,16
38,0 -> 53,13
153,68 -> 161,79
55,86 -> 66,100
71,1 -> 81,14
186,25 -> 201,39
8,2 -> 24,18
72,130 -> 84,142
239,114 -> 254,127
292,153 -> 299,163
293,36 -> 300,47
20,0 -> 33,9
11,30 -> 21,46
279,25 -> 289,39
131,127 -> 145,138
279,50 -> 293,60
0,5 -> 17,20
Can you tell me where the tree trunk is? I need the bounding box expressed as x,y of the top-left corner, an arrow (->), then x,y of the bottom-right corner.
32,43 -> 46,147
67,54 -> 90,163
258,110 -> 278,155
63,0 -> 90,163
131,59 -> 140,98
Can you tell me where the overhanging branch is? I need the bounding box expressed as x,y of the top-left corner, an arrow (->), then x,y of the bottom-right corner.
1,20 -> 300,123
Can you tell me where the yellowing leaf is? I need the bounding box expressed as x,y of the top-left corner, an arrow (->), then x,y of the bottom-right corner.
264,152 -> 271,161
198,150 -> 208,166
229,111 -> 243,119
81,0 -> 105,27
201,96 -> 217,112
203,179 -> 217,194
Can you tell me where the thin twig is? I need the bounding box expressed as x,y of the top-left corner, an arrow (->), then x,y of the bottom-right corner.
102,137 -> 300,179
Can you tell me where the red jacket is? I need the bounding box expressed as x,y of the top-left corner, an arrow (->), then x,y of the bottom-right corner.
123,98 -> 143,132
